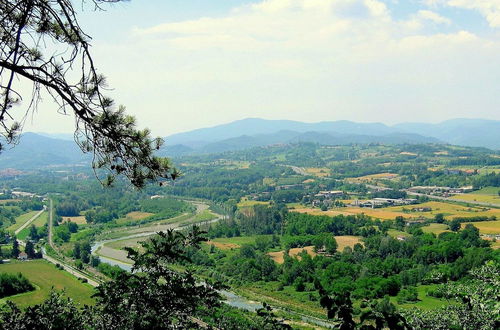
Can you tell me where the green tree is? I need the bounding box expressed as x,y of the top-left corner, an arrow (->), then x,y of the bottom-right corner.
11,238 -> 19,259
29,225 -> 38,241
0,1 -> 178,188
434,213 -> 445,224
25,241 -> 36,259
449,218 -> 461,232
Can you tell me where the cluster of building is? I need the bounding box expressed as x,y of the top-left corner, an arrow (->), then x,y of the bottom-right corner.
407,186 -> 474,196
350,198 -> 418,209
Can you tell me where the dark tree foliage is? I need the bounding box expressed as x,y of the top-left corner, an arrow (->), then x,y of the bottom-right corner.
0,272 -> 34,298
0,0 -> 178,188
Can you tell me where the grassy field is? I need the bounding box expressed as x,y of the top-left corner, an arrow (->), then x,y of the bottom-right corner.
292,207 -> 408,221
388,229 -> 412,238
386,201 -> 500,219
391,285 -> 449,311
115,211 -> 154,225
347,173 -> 398,183
0,260 -> 95,307
451,186 -> 500,204
422,223 -> 450,235
62,215 -> 87,225
237,199 -> 270,208
335,235 -> 363,251
304,167 -> 330,177
461,220 -> 500,234
6,211 -> 40,232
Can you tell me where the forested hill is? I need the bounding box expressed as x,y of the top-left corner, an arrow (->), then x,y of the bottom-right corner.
0,133 -> 88,169
162,118 -> 500,153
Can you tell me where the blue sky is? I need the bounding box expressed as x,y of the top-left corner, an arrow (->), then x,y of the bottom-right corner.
25,0 -> 500,135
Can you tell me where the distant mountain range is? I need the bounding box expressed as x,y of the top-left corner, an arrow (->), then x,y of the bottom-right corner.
0,133 -> 88,169
1,118 -> 498,169
161,118 -> 500,155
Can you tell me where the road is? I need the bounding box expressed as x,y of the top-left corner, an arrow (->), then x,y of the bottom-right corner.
15,206 -> 46,235
43,199 -> 100,287
406,191 -> 500,208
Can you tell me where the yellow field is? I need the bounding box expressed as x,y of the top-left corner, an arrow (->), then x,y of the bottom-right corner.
347,172 -> 398,183
450,187 -> 500,205
292,207 -> 408,221
386,201 -> 500,219
268,246 -> 316,264
451,194 -> 500,204
237,199 -> 269,208
335,236 -> 362,251
62,216 -> 87,225
461,220 -> 500,234
304,167 -> 330,177
206,240 -> 240,250
400,152 -> 417,156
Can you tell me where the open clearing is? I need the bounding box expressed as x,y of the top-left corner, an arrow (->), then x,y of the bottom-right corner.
126,211 -> 154,220
461,220 -> 500,234
292,207 -> 408,221
335,235 -> 362,251
206,240 -> 240,250
268,246 -> 317,264
304,167 -> 330,177
347,172 -> 398,183
62,215 -> 87,225
0,260 -> 95,307
237,199 -> 270,208
422,223 -> 450,235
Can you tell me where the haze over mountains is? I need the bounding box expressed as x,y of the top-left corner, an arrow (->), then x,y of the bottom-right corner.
161,118 -> 500,155
1,118 -> 498,169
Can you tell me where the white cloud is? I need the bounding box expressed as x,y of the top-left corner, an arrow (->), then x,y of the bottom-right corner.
82,0 -> 500,134
417,10 -> 452,24
423,0 -> 500,28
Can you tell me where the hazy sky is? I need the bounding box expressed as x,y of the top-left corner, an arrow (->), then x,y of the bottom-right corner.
23,0 -> 500,136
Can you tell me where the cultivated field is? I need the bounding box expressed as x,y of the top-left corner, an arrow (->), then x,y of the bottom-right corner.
292,207 -> 408,221
0,260 -> 95,307
386,201 -> 500,219
268,246 -> 317,264
62,215 -> 87,225
335,235 -> 363,251
206,240 -> 240,250
461,220 -> 500,234
451,187 -> 500,205
347,172 -> 398,183
304,167 -> 330,177
237,199 -> 270,208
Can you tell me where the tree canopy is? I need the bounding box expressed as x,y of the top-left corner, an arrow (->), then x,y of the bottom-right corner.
0,0 -> 177,188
